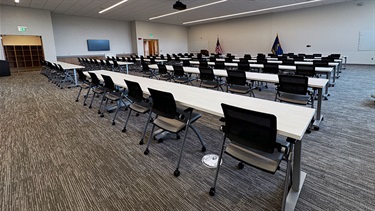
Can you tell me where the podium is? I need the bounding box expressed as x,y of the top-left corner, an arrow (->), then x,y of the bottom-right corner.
0,60 -> 11,77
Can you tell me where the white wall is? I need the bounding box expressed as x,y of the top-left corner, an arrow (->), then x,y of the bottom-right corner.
134,21 -> 188,56
51,14 -> 132,58
188,0 -> 375,64
0,5 -> 56,61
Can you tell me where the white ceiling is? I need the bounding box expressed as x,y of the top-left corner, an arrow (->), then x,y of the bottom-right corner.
0,0 -> 356,25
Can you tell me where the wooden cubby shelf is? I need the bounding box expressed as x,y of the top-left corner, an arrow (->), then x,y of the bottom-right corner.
3,45 -> 44,68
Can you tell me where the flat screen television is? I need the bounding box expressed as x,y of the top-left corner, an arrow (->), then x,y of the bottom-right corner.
87,39 -> 110,51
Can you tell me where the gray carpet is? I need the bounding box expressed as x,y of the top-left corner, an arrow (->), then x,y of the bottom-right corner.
0,65 -> 374,211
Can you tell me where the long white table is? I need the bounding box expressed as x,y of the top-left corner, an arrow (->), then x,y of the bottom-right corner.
149,64 -> 327,130
54,61 -> 85,86
85,70 -> 315,211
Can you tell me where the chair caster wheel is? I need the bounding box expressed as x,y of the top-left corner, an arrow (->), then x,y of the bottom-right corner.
314,126 -> 320,130
201,146 -> 206,152
209,188 -> 215,196
306,129 -> 311,134
98,110 -> 101,114
122,128 -> 127,133
144,149 -> 149,155
174,169 -> 180,177
112,122 -> 115,125
100,114 -> 104,118
84,103 -> 87,106
157,138 -> 163,143
238,162 -> 244,169
136,113 -> 140,117
176,134 -> 180,139
89,106 -> 92,109
139,139 -> 144,145
75,99 -> 78,102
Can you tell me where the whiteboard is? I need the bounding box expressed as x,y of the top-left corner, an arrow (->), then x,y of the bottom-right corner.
358,30 -> 375,51
190,40 -> 209,53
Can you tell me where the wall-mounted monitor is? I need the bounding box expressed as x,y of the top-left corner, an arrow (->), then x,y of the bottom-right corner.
87,39 -> 110,51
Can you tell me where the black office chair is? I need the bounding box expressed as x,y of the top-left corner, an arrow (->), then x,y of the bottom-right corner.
243,54 -> 251,59
224,58 -> 233,63
172,65 -> 193,85
182,60 -> 191,67
209,57 -> 216,62
141,62 -> 156,78
263,63 -> 279,74
313,60 -> 329,67
99,75 -> 127,118
120,80 -> 152,135
87,72 -> 106,113
237,62 -> 250,72
275,74 -> 314,108
75,69 -> 91,102
296,65 -> 316,77
214,61 -> 226,70
313,54 -> 322,58
199,67 -> 224,91
199,60 -> 208,68
226,70 -> 255,97
157,64 -> 171,81
282,60 -> 295,65
143,88 -> 206,177
329,54 -> 340,59
209,103 -> 292,211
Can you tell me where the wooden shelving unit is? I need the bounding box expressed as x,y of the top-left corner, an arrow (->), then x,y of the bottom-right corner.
3,45 -> 44,68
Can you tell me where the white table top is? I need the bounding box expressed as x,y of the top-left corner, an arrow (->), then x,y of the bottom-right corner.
87,70 -> 315,141
54,61 -> 85,70
149,64 -> 328,89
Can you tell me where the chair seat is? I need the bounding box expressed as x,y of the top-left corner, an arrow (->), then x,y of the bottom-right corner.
278,93 -> 310,105
105,92 -> 122,101
228,85 -> 250,94
153,116 -> 186,133
201,81 -> 218,88
92,87 -> 105,94
129,102 -> 150,114
159,75 -> 171,80
79,83 -> 90,89
174,77 -> 190,84
225,139 -> 286,173
153,111 -> 201,133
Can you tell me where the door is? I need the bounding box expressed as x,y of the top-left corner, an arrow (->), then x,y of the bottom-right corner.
143,39 -> 159,56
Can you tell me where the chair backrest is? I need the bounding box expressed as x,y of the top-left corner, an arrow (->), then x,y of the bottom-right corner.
293,57 -> 304,61
121,57 -> 126,62
148,88 -> 176,119
150,58 -> 156,64
287,53 -> 294,57
305,55 -> 314,59
257,58 -> 267,64
239,58 -> 248,64
282,60 -> 295,65
157,64 -> 168,74
142,62 -> 150,71
209,57 -> 216,62
221,103 -> 278,153
199,60 -> 208,68
237,62 -> 250,71
296,65 -> 316,77
76,69 -> 87,82
173,65 -> 184,77
113,60 -> 119,68
225,58 -> 233,63
263,63 -> 279,74
257,54 -> 265,59
298,53 -> 306,57
329,54 -> 340,59
214,61 -> 226,69
182,60 -> 190,66
243,54 -> 251,59
313,54 -> 322,58
226,70 -> 247,85
124,79 -> 144,102
278,74 -> 308,95
321,57 -> 334,62
199,67 -> 215,81
101,74 -> 116,91
88,72 -> 101,86
313,60 -> 329,67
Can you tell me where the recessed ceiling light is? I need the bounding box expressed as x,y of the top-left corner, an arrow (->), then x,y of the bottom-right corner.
183,0 -> 322,25
150,0 -> 228,20
15,0 -> 20,3
99,0 -> 128,14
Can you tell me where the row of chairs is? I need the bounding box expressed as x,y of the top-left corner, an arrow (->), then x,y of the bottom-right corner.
74,69 -> 294,211
78,57 -> 124,72
41,61 -> 75,88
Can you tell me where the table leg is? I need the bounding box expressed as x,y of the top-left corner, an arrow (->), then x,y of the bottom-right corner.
313,88 -> 324,130
126,64 -> 129,74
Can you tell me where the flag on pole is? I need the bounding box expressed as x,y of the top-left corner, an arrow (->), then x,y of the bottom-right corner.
271,34 -> 283,55
215,37 -> 223,54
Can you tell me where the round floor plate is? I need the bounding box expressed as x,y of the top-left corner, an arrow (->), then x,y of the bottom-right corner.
202,154 -> 222,168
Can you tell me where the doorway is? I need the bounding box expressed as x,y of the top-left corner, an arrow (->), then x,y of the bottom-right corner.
143,39 -> 159,56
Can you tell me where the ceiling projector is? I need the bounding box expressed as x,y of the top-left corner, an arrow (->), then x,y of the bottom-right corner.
173,1 -> 186,10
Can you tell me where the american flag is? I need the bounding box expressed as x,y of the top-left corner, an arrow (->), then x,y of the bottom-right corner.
215,38 -> 223,54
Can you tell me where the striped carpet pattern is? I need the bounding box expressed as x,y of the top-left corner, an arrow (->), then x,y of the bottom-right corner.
0,65 -> 374,211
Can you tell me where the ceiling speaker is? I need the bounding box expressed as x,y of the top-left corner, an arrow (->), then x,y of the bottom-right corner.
173,1 -> 186,10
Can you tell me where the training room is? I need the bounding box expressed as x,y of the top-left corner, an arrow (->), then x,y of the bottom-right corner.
0,0 -> 374,210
